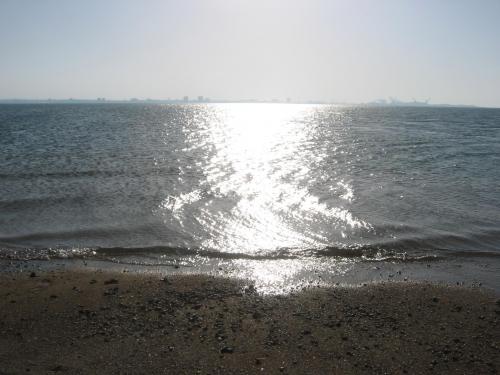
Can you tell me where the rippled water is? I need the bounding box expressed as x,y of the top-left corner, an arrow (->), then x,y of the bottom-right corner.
1,104 -> 499,273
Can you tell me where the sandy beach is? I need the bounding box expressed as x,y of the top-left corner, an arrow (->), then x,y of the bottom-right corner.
0,270 -> 498,374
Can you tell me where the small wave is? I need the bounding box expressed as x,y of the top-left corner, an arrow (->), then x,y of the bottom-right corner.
377,231 -> 500,253
1,231 -> 499,263
0,196 -> 88,211
0,223 -> 187,244
0,246 -> 97,261
0,165 -> 181,180
0,227 -> 142,243
313,246 -> 445,262
0,243 -> 460,264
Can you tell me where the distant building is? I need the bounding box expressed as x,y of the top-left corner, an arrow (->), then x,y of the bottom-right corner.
183,96 -> 189,102
97,97 -> 106,102
197,96 -> 204,102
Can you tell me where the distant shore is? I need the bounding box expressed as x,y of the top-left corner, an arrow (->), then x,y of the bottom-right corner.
0,99 -> 484,108
1,270 -> 499,374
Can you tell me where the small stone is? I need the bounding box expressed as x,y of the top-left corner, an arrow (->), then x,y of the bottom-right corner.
245,284 -> 256,294
252,312 -> 262,319
104,278 -> 119,285
29,272 -> 36,278
221,346 -> 234,354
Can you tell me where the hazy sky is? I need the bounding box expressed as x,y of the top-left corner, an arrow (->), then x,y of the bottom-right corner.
1,0 -> 500,107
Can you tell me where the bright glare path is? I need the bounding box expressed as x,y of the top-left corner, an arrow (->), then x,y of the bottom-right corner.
230,258 -> 356,295
198,104 -> 323,251
157,104 -> 371,293
161,103 -> 371,287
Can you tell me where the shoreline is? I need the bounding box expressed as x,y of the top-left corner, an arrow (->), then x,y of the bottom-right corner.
1,254 -> 499,296
1,269 -> 499,374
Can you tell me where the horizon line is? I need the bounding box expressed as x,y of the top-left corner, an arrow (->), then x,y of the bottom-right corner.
0,98 -> 489,109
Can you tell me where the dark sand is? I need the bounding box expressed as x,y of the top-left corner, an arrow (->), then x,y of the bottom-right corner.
0,270 -> 499,374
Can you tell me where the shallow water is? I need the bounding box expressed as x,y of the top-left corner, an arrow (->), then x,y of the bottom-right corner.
1,103 -> 499,291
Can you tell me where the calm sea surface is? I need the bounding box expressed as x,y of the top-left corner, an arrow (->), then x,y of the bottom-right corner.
1,103 -> 499,289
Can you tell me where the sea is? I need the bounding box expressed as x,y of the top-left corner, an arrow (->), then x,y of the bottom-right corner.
1,103 -> 499,293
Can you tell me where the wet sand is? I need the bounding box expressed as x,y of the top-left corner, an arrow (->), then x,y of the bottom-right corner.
0,270 -> 499,374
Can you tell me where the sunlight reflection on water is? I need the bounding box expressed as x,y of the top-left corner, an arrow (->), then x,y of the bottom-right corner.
158,103 -> 372,286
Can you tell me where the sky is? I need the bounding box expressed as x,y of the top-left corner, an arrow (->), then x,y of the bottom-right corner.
1,0 -> 499,107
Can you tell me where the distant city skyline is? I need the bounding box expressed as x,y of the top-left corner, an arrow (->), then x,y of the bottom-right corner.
1,0 -> 500,107
0,96 -> 482,108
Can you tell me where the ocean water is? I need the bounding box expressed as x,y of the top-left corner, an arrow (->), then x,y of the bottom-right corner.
1,103 -> 499,291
